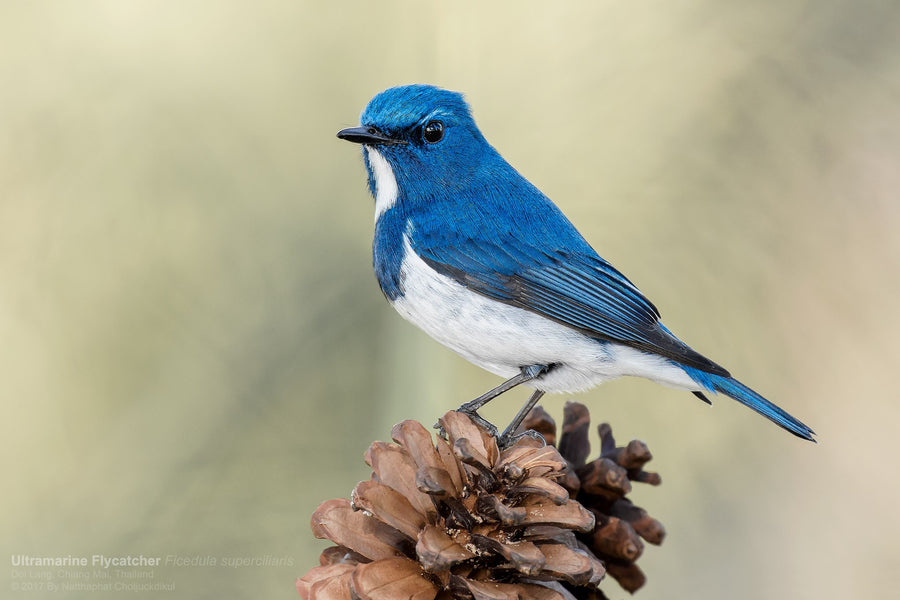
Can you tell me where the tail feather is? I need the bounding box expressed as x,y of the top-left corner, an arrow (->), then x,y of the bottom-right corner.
682,366 -> 816,442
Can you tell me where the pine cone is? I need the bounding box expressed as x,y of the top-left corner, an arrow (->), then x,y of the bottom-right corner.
297,411 -> 605,600
519,402 -> 665,594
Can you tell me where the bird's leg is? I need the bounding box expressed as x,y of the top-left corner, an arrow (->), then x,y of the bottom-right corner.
498,389 -> 547,449
446,364 -> 550,438
459,364 -> 548,414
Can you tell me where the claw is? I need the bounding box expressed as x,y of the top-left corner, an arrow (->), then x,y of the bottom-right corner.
433,420 -> 448,439
461,410 -> 499,438
498,428 -> 546,450
436,410 -> 500,439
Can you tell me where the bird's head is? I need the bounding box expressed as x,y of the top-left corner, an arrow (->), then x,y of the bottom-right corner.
337,85 -> 498,219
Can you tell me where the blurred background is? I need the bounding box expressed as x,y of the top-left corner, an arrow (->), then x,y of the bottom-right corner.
2,1 -> 898,598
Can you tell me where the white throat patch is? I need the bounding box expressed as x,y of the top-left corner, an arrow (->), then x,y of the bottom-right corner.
366,146 -> 399,222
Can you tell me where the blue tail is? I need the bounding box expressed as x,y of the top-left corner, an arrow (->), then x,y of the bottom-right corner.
681,366 -> 816,442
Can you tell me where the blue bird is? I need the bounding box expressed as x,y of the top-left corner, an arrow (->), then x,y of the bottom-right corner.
337,84 -> 815,445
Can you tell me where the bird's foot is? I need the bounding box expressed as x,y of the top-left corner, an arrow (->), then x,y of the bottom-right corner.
464,410 -> 500,438
434,409 -> 499,439
437,364 -> 551,441
498,428 -> 546,450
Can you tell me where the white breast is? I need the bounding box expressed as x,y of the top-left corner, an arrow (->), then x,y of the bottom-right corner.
391,234 -> 699,394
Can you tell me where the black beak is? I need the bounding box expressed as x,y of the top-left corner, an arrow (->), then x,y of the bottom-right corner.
336,126 -> 406,146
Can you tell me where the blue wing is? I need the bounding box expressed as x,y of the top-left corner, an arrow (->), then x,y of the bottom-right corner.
411,231 -> 730,377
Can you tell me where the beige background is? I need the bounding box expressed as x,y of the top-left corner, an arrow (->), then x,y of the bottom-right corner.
2,1 -> 898,599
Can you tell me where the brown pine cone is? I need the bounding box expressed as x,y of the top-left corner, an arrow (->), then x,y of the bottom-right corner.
297,411 -> 607,600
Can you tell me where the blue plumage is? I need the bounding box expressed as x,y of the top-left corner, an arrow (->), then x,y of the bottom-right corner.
338,84 -> 815,442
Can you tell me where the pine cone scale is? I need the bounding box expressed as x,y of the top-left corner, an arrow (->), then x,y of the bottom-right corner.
310,499 -> 408,562
351,480 -> 424,540
350,556 -> 438,600
417,525 -> 476,572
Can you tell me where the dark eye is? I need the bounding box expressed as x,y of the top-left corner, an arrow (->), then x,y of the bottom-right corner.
422,120 -> 444,143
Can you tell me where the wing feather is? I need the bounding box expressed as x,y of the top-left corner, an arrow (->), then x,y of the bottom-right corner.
414,237 -> 729,376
